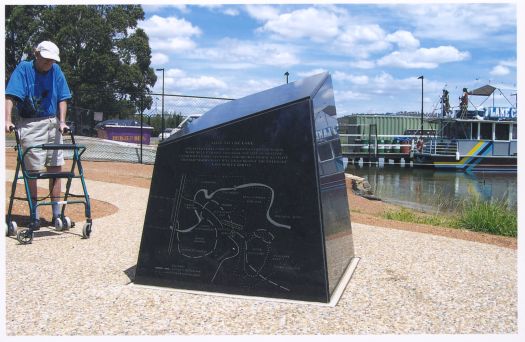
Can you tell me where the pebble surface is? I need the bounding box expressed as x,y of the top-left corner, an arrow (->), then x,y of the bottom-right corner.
4,171 -> 517,335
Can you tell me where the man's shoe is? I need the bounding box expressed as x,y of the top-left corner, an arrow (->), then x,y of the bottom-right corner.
28,219 -> 41,231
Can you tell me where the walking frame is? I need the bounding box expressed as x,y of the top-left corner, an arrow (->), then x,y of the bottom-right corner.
5,126 -> 93,244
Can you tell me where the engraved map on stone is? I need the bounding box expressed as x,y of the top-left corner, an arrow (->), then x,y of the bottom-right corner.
163,174 -> 292,291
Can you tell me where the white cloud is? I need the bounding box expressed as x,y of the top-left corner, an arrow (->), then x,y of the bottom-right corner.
196,4 -> 240,17
377,46 -> 470,69
257,7 -> 340,42
208,63 -> 258,70
166,69 -> 186,78
394,4 -> 516,42
344,72 -> 441,95
223,8 -> 240,16
336,24 -> 391,58
499,59 -> 517,68
330,71 -> 450,114
489,60 -> 517,79
297,69 -> 328,78
150,37 -> 197,52
139,15 -> 201,53
139,15 -> 201,38
143,5 -> 188,14
177,76 -> 227,91
244,5 -> 280,21
335,89 -> 368,101
490,65 -> 510,76
151,52 -> 169,65
245,5 -> 395,59
386,30 -> 420,50
333,71 -> 369,85
350,60 -> 376,69
154,68 -> 227,93
192,38 -> 300,68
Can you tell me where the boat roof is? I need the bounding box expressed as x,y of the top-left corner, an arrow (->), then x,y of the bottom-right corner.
468,84 -> 496,96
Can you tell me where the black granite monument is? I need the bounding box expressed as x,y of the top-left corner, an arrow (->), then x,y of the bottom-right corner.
135,72 -> 355,303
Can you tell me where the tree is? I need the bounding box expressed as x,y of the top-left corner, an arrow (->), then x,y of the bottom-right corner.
5,5 -> 157,118
5,5 -> 44,78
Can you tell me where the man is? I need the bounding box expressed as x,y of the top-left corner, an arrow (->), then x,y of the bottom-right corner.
5,40 -> 71,230
460,87 -> 469,118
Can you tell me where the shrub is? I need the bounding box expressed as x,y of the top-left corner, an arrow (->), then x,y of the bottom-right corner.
453,198 -> 517,237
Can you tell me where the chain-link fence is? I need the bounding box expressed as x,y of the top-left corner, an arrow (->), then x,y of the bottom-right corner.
67,93 -> 233,138
5,93 -> 233,165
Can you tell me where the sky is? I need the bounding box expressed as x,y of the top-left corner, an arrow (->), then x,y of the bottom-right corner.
138,1 -> 518,117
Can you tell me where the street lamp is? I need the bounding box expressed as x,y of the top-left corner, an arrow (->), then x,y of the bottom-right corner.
284,71 -> 289,84
156,68 -> 165,141
417,75 -> 424,137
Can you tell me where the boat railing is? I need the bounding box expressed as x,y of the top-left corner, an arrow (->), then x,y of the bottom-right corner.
338,124 -> 425,155
422,139 -> 458,156
338,134 -> 418,156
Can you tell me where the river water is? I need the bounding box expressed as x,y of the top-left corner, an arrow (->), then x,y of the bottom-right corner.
346,163 -> 517,213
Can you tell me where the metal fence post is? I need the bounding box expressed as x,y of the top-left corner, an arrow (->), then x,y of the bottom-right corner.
140,96 -> 144,164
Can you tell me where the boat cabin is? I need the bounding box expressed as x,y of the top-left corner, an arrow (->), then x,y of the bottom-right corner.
439,118 -> 517,142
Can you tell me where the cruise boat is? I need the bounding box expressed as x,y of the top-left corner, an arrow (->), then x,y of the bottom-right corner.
412,85 -> 517,172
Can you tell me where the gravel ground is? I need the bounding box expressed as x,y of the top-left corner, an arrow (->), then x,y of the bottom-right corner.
4,171 -> 517,336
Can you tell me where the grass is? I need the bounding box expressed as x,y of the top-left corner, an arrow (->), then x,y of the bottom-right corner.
453,198 -> 517,237
382,198 -> 517,238
382,208 -> 454,227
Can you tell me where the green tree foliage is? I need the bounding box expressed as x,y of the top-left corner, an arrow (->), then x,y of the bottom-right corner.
130,112 -> 185,136
5,5 -> 157,117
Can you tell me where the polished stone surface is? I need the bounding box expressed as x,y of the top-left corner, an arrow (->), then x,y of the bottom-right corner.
135,72 -> 354,303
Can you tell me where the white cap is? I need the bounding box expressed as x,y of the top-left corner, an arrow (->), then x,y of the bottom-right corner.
36,41 -> 60,62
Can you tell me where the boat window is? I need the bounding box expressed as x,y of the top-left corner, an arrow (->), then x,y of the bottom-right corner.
480,123 -> 492,140
443,122 -> 471,139
512,124 -> 517,140
471,122 -> 479,139
457,122 -> 470,139
318,142 -> 334,161
331,139 -> 342,157
495,124 -> 510,141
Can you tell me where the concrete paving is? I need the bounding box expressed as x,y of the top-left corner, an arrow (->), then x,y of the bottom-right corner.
4,171 -> 517,335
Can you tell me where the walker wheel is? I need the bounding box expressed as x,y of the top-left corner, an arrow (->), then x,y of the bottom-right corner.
54,217 -> 64,231
16,228 -> 33,244
63,216 -> 72,230
6,221 -> 18,237
82,222 -> 92,239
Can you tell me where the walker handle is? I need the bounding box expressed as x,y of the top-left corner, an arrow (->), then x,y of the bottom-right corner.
9,125 -> 21,146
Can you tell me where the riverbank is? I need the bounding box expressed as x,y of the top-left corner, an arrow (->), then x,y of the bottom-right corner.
4,150 -> 516,249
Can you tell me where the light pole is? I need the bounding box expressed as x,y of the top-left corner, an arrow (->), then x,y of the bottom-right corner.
417,75 -> 424,136
140,96 -> 143,163
156,68 -> 165,141
284,71 -> 289,84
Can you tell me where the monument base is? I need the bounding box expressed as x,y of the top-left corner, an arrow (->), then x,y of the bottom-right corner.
131,257 -> 360,307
